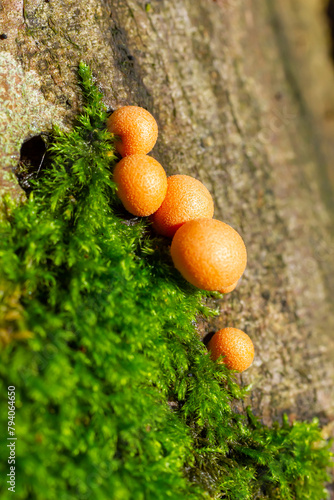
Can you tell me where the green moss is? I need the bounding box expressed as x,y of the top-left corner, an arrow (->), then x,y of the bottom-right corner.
0,63 -> 332,500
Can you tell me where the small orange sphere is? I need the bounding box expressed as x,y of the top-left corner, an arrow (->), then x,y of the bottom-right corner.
219,281 -> 238,294
150,175 -> 214,237
170,219 -> 247,290
113,154 -> 167,216
208,327 -> 254,372
107,106 -> 158,157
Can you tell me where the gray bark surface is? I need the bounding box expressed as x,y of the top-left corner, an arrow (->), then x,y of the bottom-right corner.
1,0 -> 334,436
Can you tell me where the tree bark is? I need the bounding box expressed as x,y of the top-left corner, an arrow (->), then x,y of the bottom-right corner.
1,0 -> 334,436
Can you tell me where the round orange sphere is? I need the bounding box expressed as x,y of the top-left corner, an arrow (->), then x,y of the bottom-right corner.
219,281 -> 238,294
208,327 -> 254,372
170,219 -> 247,290
107,106 -> 158,157
113,154 -> 167,216
150,175 -> 214,237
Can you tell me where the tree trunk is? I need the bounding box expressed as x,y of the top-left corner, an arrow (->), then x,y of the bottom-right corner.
1,0 -> 334,435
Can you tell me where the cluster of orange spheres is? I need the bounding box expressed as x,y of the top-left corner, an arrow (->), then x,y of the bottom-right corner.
107,106 -> 254,373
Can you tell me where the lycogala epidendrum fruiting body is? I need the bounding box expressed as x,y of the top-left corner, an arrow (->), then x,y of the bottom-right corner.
150,175 -> 214,238
208,327 -> 254,372
107,106 -> 158,157
219,281 -> 239,294
113,154 -> 167,216
170,219 -> 247,290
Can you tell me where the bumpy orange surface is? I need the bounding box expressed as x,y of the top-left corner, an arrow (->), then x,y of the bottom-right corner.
107,106 -> 158,157
208,327 -> 254,372
219,281 -> 238,294
170,219 -> 247,290
150,175 -> 214,237
113,155 -> 167,216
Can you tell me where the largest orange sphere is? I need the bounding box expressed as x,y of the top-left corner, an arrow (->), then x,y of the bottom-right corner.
170,219 -> 247,290
113,155 -> 167,216
150,175 -> 214,238
107,106 -> 158,157
208,327 -> 254,372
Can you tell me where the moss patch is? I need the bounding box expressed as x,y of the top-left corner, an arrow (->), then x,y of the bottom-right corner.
0,63 -> 332,500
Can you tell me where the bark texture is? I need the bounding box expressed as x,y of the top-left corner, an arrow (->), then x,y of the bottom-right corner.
1,0 -> 334,434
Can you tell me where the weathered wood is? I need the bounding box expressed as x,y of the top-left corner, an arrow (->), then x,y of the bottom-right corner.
1,0 -> 334,433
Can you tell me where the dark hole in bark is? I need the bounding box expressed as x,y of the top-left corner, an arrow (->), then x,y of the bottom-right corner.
326,0 -> 334,59
20,135 -> 47,168
15,135 -> 48,193
202,331 -> 215,346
